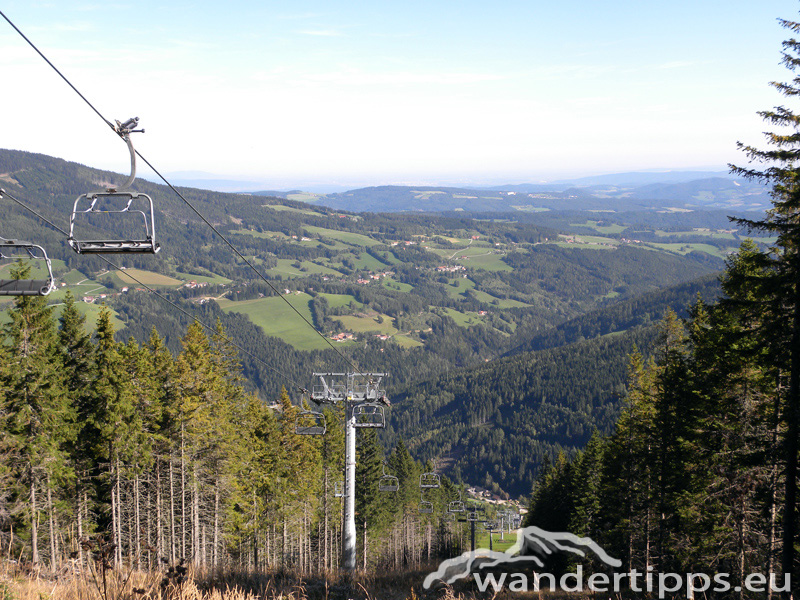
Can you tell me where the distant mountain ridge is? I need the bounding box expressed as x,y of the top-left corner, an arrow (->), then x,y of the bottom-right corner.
250,171 -> 770,214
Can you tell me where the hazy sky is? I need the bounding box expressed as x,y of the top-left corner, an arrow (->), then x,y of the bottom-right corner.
1,0 -> 797,189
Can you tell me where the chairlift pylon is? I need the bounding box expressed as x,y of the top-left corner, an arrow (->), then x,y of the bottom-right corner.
378,463 -> 399,492
420,472 -> 440,489
68,118 -> 160,254
352,402 -> 385,428
0,236 -> 56,296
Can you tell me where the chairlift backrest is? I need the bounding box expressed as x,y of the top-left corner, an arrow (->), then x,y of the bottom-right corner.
0,238 -> 56,296
420,472 -> 440,489
378,475 -> 399,492
352,402 -> 385,428
295,409 -> 326,435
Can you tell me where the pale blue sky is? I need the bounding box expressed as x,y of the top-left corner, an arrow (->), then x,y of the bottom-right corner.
1,0 -> 797,189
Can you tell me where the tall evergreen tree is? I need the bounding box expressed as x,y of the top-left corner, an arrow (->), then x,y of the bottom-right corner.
1,264 -> 74,566
729,17 -> 800,592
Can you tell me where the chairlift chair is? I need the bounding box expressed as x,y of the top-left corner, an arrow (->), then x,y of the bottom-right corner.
334,481 -> 345,498
419,500 -> 434,514
420,472 -> 440,489
68,118 -> 161,255
448,490 -> 465,513
467,510 -> 479,522
378,464 -> 399,492
295,409 -> 326,435
0,237 -> 56,296
352,402 -> 385,428
448,500 -> 465,513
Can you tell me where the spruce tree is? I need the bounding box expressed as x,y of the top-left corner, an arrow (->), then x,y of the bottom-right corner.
1,264 -> 74,566
729,17 -> 800,592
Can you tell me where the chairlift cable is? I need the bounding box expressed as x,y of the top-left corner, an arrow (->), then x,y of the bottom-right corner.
0,9 -> 360,374
1,188 -> 308,394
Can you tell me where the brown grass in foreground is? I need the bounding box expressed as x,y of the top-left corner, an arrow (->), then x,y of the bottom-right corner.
0,562 -> 504,600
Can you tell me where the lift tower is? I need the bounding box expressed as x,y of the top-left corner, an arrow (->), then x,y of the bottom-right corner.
311,372 -> 388,571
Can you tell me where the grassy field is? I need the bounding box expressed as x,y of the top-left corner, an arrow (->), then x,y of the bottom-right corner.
0,257 -> 67,280
455,252 -> 513,271
471,289 -> 530,308
443,277 -> 475,299
302,225 -> 381,247
383,277 -> 414,293
59,269 -> 90,284
334,313 -> 397,335
264,258 -> 343,279
108,268 -> 184,287
317,292 -> 362,309
48,282 -> 111,301
351,252 -> 389,271
571,220 -> 627,234
217,293 -> 333,351
643,241 -> 730,259
653,228 -> 738,240
264,201 -> 323,213
284,193 -> 323,204
440,307 -> 486,328
173,270 -> 232,284
392,334 -> 424,348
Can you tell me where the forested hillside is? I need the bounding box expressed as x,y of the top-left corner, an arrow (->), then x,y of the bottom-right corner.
386,274 -> 724,498
1,149 -> 730,401
0,287 -> 473,573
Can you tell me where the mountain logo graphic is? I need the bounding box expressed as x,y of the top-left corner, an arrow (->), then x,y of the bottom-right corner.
423,525 -> 622,589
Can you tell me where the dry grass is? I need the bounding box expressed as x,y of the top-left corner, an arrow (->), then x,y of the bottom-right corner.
0,562 -> 500,600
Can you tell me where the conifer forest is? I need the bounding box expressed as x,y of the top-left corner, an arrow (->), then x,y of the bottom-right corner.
2,6 -> 800,600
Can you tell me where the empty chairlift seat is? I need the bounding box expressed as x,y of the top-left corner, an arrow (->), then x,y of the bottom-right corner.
378,464 -> 399,492
420,472 -> 440,489
68,117 -> 161,255
352,402 -> 385,428
0,238 -> 56,296
295,409 -> 326,435
68,191 -> 160,254
448,500 -> 465,513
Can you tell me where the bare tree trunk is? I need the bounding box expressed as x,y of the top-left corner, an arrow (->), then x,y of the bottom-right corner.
169,457 -> 176,563
76,480 -> 84,572
192,468 -> 200,567
146,473 -> 152,570
156,462 -> 163,567
135,474 -> 141,570
213,477 -> 219,569
113,456 -> 123,567
181,423 -> 187,561
46,474 -> 57,571
30,466 -> 39,566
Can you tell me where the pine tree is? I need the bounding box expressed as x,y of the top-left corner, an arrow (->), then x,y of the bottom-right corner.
729,17 -> 800,592
89,306 -> 139,566
1,265 -> 74,566
57,291 -> 95,565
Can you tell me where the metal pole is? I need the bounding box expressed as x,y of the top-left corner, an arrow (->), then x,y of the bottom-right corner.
470,519 -> 476,552
342,401 -> 357,570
